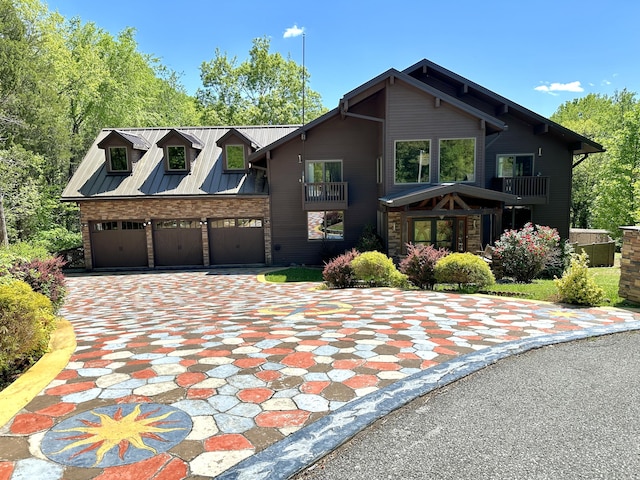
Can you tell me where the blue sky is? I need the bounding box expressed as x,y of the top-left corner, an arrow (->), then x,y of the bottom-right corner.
45,0 -> 638,118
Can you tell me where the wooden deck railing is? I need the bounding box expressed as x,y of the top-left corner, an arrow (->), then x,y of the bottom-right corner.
302,182 -> 348,210
497,176 -> 549,202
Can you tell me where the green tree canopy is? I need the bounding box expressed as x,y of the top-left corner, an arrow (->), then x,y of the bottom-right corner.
197,36 -> 326,125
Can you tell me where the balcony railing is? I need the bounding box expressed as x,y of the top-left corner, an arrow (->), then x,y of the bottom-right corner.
496,176 -> 549,203
302,182 -> 348,210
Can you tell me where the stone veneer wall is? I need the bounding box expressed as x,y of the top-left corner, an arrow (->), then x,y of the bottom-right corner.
619,226 -> 640,303
79,197 -> 271,269
385,213 -> 483,261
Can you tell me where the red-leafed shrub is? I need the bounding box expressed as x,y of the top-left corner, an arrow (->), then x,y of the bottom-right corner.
323,249 -> 360,288
399,243 -> 449,290
8,257 -> 67,312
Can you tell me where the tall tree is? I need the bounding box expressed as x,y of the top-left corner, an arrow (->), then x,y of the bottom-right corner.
197,36 -> 325,125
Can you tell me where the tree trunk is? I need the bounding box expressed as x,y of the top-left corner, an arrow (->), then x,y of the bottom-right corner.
0,194 -> 8,246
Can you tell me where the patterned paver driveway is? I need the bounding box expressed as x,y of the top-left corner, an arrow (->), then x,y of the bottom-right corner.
1,269 -> 639,479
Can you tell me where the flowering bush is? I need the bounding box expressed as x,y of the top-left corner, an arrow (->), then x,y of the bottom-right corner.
7,257 -> 67,312
399,243 -> 449,290
492,223 -> 560,283
323,249 -> 359,288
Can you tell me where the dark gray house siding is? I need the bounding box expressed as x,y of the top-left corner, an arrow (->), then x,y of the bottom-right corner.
268,113 -> 380,265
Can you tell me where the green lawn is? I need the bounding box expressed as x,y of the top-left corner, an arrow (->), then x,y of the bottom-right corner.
264,265 -> 639,308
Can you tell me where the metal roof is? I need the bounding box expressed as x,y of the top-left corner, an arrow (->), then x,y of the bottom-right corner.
379,183 -> 519,207
62,126 -> 297,200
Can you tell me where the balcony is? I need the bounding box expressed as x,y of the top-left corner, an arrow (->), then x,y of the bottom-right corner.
302,182 -> 348,210
496,176 -> 550,204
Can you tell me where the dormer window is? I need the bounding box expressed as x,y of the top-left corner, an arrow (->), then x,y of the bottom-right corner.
157,129 -> 203,174
226,145 -> 245,170
98,130 -> 150,174
167,145 -> 187,171
108,147 -> 129,172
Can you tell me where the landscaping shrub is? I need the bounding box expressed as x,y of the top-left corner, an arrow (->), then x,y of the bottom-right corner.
554,251 -> 605,306
351,250 -> 406,287
33,227 -> 82,254
399,243 -> 449,290
356,224 -> 384,253
492,223 -> 560,283
0,280 -> 56,372
539,239 -> 574,279
7,256 -> 67,312
323,249 -> 359,288
434,252 -> 495,291
0,242 -> 50,272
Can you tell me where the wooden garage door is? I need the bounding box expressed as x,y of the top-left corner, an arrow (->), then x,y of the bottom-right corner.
209,218 -> 265,265
153,219 -> 203,266
90,221 -> 148,268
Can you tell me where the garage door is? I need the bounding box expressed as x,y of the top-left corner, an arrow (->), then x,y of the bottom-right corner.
209,218 -> 265,265
153,219 -> 203,266
90,221 -> 148,268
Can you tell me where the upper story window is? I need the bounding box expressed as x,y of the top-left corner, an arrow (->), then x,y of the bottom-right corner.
497,154 -> 534,177
395,140 -> 431,184
306,160 -> 342,183
439,138 -> 476,182
167,145 -> 187,171
225,145 -> 245,170
108,147 -> 129,172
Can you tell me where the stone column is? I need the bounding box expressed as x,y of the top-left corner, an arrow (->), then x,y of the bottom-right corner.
619,226 -> 640,303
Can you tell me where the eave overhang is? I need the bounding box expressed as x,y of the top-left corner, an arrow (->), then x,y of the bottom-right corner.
379,183 -> 519,208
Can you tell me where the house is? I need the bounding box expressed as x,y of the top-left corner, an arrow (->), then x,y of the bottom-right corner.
62,59 -> 603,269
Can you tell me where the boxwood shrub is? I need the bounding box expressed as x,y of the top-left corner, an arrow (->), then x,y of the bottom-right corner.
434,252 -> 495,291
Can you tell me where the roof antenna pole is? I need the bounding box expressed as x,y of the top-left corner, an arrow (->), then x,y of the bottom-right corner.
302,32 -> 306,126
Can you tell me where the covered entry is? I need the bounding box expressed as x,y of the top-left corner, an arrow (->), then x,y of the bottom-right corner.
209,218 -> 265,265
153,219 -> 203,266
90,220 -> 147,268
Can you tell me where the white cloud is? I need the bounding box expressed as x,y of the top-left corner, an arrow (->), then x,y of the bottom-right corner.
283,24 -> 304,38
534,81 -> 584,94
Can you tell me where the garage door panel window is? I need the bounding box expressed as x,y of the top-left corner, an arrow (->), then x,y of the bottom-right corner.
122,221 -> 145,230
94,221 -> 119,231
237,218 -> 262,228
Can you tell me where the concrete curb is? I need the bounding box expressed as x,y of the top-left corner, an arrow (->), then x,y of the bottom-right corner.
0,319 -> 76,428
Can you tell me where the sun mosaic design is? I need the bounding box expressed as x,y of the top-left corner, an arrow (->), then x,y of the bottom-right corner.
41,403 -> 192,468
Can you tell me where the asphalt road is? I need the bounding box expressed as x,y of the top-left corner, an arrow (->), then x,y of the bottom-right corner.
294,331 -> 640,480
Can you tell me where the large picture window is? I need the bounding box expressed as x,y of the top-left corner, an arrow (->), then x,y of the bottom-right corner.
395,140 -> 431,184
167,146 -> 187,170
439,138 -> 475,182
306,160 -> 342,183
497,154 -> 534,177
308,211 -> 344,240
108,147 -> 128,172
226,145 -> 245,170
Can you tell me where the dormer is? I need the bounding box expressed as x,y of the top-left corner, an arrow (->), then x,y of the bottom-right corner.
97,130 -> 151,174
156,129 -> 204,173
216,128 -> 261,173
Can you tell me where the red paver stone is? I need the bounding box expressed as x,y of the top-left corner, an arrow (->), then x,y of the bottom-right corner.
388,340 -> 414,348
184,338 -> 206,345
237,388 -> 274,403
84,359 -> 112,368
256,410 -> 310,428
343,375 -> 379,389
180,359 -> 197,367
364,361 -> 401,371
94,453 -> 173,480
281,352 -> 316,368
0,462 -> 14,480
132,368 -> 157,379
176,372 -> 206,388
298,340 -> 327,346
10,413 -> 53,434
197,350 -> 232,357
434,346 -> 461,356
332,359 -> 365,369
45,381 -> 96,396
205,434 -> 254,451
301,381 -> 330,394
128,342 -> 149,348
154,457 -> 188,480
256,370 -> 281,382
234,358 -> 266,369
421,360 -> 438,369
55,370 -> 78,381
71,350 -> 107,361
35,402 -> 76,418
153,347 -> 174,354
398,352 -> 420,360
187,388 -> 215,399
430,338 -> 456,346
262,348 -> 294,355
